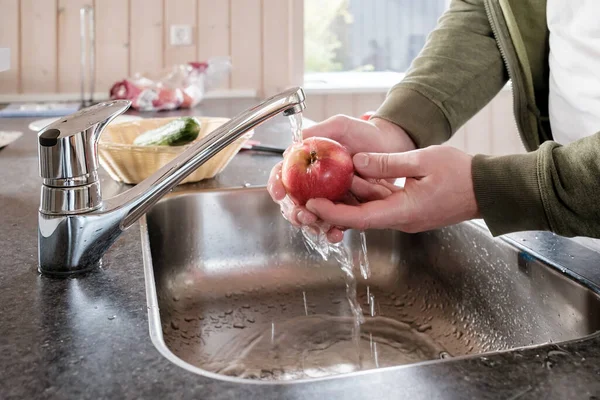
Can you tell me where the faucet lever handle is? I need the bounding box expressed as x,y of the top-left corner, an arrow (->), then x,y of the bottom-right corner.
38,100 -> 131,186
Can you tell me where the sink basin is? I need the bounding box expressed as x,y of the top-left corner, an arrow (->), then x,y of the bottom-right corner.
141,187 -> 600,382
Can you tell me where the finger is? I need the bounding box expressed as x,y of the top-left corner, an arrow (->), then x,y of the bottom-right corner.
351,176 -> 393,202
267,162 -> 286,201
278,195 -> 300,226
302,115 -> 351,141
353,151 -> 426,179
297,209 -> 317,225
367,178 -> 403,192
326,228 -> 345,243
301,115 -> 369,154
305,196 -> 404,231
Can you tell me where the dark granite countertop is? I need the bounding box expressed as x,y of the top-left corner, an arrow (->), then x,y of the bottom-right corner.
1,98 -> 599,399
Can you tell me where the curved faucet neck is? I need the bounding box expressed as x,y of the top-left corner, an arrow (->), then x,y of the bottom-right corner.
37,87 -> 306,276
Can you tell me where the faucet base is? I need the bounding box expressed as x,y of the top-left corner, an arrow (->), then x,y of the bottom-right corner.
38,259 -> 101,278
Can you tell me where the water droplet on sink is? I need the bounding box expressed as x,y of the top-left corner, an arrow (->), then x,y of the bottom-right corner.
172,295 -> 180,302
184,316 -> 195,322
394,299 -> 405,307
439,351 -> 452,359
225,309 -> 233,315
242,304 -> 251,309
247,317 -> 255,323
171,321 -> 180,330
243,183 -> 251,187
214,324 -> 222,328
331,299 -> 342,304
234,323 -> 246,329
108,315 -> 116,321
417,324 -> 432,332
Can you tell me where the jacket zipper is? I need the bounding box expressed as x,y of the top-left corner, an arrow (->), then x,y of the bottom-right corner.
483,0 -> 532,151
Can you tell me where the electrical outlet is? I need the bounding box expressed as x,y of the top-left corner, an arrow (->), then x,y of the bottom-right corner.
170,25 -> 193,46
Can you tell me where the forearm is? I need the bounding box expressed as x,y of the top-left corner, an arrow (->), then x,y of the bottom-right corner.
473,132 -> 600,238
374,0 -> 508,148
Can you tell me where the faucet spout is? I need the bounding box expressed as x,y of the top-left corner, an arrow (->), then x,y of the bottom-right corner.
37,87 -> 306,276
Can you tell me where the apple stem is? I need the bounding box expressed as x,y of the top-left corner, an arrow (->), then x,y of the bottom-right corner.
309,150 -> 318,164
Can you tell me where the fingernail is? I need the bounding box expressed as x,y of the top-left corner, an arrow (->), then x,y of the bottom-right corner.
305,200 -> 316,213
297,210 -> 308,223
354,153 -> 369,168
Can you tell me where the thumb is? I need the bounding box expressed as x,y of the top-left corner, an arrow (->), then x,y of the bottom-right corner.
353,151 -> 425,179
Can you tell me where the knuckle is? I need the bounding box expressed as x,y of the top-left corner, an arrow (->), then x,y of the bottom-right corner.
329,114 -> 349,133
377,154 -> 390,175
357,216 -> 371,231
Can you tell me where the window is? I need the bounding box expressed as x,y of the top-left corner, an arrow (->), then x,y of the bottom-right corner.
304,0 -> 448,89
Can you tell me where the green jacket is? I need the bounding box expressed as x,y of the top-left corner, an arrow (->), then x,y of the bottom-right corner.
375,0 -> 600,238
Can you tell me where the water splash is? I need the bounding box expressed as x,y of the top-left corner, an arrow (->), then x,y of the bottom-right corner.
359,231 -> 370,279
283,113 -> 369,366
290,113 -> 303,144
302,291 -> 308,316
199,315 -> 446,380
300,225 -> 364,325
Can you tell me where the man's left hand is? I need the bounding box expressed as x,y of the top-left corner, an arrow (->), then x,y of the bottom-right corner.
305,145 -> 481,239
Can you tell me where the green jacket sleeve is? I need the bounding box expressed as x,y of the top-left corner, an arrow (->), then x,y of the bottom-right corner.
473,133 -> 600,238
374,0 -> 508,147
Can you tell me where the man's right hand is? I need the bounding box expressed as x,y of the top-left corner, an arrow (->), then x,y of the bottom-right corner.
267,114 -> 416,242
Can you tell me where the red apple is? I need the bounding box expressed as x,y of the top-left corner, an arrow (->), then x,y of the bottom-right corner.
360,111 -> 375,121
281,137 -> 354,206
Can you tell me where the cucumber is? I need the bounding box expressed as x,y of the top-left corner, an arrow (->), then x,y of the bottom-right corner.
133,117 -> 201,146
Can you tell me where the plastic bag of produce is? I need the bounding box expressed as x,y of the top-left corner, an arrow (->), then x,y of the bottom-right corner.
109,57 -> 231,112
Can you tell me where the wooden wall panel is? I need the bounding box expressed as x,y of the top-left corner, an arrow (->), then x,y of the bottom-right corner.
57,0 -> 91,92
445,127 -> 467,151
130,0 -> 164,76
464,104 -> 493,155
197,0 -> 230,88
303,94 -> 326,122
230,0 -> 262,91
352,93 -> 384,117
0,0 -> 20,93
94,0 -> 130,90
20,0 -> 58,93
324,94 -> 353,117
262,0 -> 290,97
164,0 -> 197,66
491,90 -> 525,155
289,0 -> 304,87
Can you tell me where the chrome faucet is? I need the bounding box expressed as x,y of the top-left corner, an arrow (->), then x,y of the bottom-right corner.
37,87 -> 306,276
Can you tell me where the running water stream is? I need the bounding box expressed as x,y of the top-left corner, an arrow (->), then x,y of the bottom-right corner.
284,114 -> 371,365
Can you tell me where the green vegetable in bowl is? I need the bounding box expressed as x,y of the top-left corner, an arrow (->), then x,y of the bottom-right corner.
133,117 -> 201,146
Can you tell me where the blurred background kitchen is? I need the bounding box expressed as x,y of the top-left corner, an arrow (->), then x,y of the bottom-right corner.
0,0 -> 524,155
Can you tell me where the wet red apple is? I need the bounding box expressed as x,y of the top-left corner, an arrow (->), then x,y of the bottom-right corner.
281,137 -> 354,206
360,111 -> 375,121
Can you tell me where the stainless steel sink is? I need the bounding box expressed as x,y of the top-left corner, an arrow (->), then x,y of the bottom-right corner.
140,187 -> 600,382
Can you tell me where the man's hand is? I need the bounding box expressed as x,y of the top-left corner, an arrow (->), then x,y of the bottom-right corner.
267,115 -> 416,242
304,145 -> 481,239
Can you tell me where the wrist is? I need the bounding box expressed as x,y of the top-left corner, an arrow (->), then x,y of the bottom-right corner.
371,117 -> 417,152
